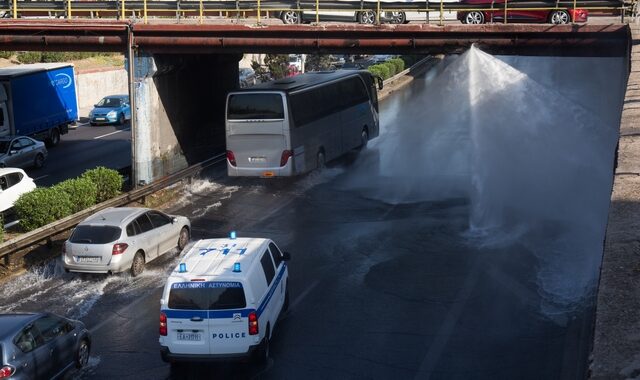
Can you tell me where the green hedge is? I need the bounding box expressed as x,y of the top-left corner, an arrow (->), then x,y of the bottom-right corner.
368,64 -> 390,80
383,62 -> 397,77
82,167 -> 123,203
389,58 -> 405,73
55,178 -> 97,213
15,188 -> 73,231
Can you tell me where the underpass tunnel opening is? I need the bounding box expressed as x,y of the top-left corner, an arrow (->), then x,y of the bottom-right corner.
132,52 -> 241,183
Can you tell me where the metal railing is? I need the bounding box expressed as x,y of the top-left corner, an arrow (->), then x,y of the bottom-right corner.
0,152 -> 226,266
0,0 -> 629,25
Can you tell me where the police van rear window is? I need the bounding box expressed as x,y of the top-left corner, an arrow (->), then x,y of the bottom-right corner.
168,282 -> 246,310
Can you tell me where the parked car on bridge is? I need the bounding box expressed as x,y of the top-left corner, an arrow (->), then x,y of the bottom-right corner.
278,0 -> 458,24
0,136 -> 47,169
0,312 -> 91,379
0,168 -> 35,214
458,0 -> 587,24
89,95 -> 131,126
62,207 -> 191,277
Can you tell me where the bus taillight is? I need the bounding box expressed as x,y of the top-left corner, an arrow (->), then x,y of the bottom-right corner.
226,150 -> 237,166
280,150 -> 293,167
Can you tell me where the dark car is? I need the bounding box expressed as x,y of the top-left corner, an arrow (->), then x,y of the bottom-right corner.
458,0 -> 588,24
0,312 -> 91,379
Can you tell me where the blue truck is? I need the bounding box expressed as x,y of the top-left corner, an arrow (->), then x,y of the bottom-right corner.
0,63 -> 78,147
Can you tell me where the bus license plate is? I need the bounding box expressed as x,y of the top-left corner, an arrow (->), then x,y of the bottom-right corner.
177,332 -> 202,341
77,256 -> 100,263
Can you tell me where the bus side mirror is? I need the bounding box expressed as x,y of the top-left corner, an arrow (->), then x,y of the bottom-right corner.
377,77 -> 384,90
282,252 -> 291,261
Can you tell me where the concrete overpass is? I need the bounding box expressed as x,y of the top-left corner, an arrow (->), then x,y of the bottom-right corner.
0,20 -> 629,184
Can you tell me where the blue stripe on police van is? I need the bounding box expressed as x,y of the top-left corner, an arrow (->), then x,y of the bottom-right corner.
256,263 -> 287,318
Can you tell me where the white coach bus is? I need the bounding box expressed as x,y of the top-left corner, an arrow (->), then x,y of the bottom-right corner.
225,70 -> 382,177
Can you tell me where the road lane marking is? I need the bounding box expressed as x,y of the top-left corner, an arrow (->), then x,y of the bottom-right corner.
289,279 -> 320,311
94,128 -> 131,140
33,175 -> 49,181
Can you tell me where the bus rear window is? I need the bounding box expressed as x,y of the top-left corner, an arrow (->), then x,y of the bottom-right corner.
168,282 -> 247,310
228,94 -> 284,120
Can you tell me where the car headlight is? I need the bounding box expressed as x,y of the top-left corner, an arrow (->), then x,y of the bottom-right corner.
107,110 -> 117,118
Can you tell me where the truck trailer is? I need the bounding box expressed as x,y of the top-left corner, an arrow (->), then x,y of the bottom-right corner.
0,63 -> 78,147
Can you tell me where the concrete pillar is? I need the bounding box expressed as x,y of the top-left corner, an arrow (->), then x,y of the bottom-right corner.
132,52 -> 241,185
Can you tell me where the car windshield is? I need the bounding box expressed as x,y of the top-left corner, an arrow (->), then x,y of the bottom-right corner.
70,225 -> 121,244
0,141 -> 9,154
96,98 -> 122,108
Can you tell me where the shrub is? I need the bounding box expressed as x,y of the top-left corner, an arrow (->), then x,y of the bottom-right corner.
40,52 -> 67,63
389,58 -> 405,73
15,187 -> 73,231
0,51 -> 12,60
370,64 -> 390,80
55,178 -> 97,213
16,51 -> 42,64
384,62 -> 397,77
82,167 -> 123,203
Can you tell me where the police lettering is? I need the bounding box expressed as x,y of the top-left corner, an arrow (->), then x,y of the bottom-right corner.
212,332 -> 246,339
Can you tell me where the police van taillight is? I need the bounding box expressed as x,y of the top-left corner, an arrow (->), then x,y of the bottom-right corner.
0,365 -> 14,379
159,312 -> 168,336
248,311 -> 258,335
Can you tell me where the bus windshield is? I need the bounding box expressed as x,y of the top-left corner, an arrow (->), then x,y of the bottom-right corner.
228,93 -> 284,120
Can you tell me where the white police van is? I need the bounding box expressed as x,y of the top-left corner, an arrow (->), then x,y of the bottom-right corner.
159,234 -> 290,365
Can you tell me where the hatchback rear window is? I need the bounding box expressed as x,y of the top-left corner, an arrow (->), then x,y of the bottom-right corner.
168,282 -> 246,310
70,225 -> 121,244
227,94 -> 284,120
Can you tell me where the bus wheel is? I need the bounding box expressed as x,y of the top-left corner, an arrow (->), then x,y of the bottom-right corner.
317,151 -> 326,169
360,130 -> 369,150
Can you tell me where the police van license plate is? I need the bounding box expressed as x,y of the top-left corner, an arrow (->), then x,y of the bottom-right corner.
77,256 -> 100,263
177,332 -> 201,341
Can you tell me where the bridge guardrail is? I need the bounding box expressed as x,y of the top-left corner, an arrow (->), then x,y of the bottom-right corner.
0,0 -> 628,25
0,152 -> 226,266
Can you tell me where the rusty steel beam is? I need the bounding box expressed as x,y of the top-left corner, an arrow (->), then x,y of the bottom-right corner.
0,20 -> 628,55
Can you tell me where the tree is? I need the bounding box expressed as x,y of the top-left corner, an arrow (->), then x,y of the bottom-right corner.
305,54 -> 333,72
251,54 -> 291,81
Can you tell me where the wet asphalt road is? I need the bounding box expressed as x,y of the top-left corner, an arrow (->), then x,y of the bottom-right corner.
27,122 -> 131,187
0,64 -> 601,380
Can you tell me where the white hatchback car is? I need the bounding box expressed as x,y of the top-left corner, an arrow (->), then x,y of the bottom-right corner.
63,207 -> 191,276
0,167 -> 36,213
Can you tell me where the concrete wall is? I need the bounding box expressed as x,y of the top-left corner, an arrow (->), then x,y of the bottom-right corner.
133,53 -> 241,184
75,68 -> 128,111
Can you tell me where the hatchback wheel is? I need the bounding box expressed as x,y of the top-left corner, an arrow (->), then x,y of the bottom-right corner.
178,227 -> 190,251
360,130 -> 369,150
317,151 -> 326,169
358,10 -> 376,24
464,11 -> 485,24
549,10 -> 570,24
118,113 -> 126,125
75,339 -> 90,369
281,11 -> 300,24
130,251 -> 145,277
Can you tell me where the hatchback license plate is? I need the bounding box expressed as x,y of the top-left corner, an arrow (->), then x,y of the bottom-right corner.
77,256 -> 100,263
177,332 -> 201,341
